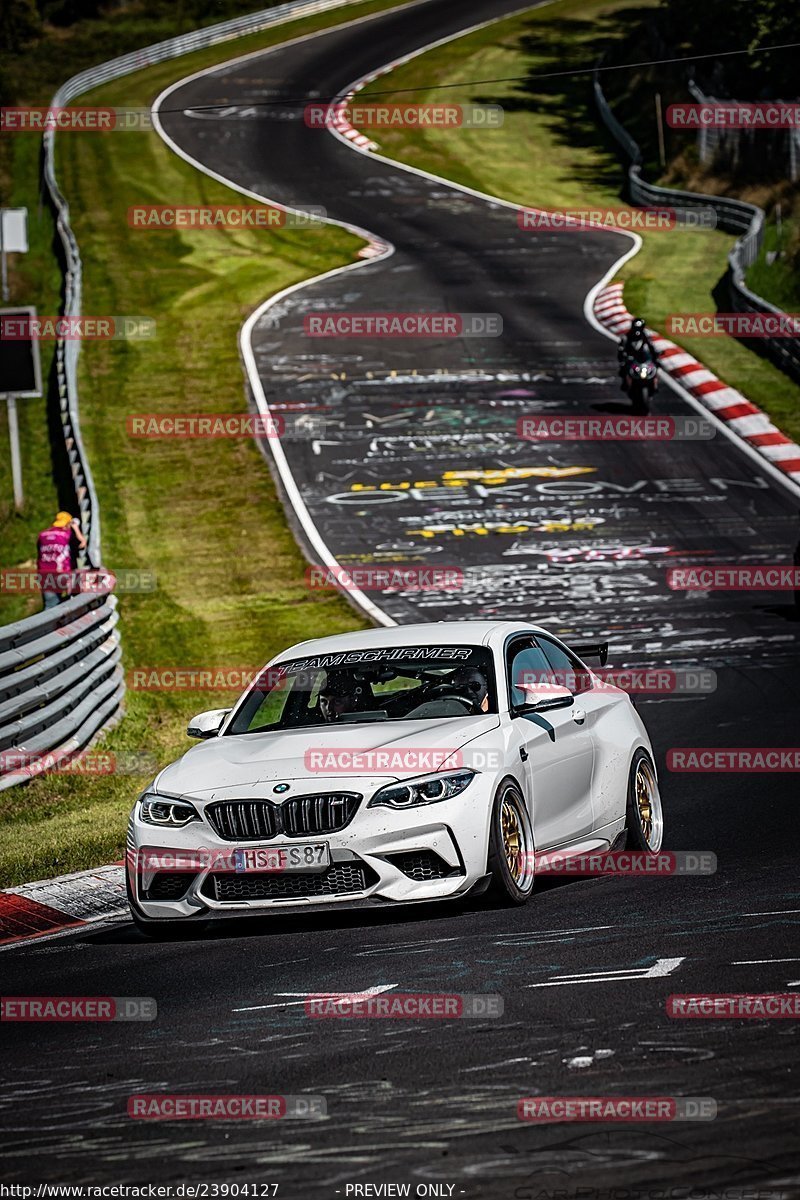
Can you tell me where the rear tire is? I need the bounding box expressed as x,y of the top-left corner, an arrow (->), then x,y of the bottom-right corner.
486,779 -> 536,905
625,750 -> 664,851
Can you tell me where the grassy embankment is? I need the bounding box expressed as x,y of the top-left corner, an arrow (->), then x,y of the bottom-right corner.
0,0 -> 414,887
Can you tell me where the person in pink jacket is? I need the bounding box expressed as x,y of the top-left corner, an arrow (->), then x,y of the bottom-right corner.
37,511 -> 87,609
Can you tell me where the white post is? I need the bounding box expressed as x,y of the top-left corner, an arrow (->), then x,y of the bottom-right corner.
0,210 -> 8,303
6,394 -> 24,509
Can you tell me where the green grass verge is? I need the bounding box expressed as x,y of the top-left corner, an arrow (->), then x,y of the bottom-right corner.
358,0 -> 800,438
747,214 -> 800,313
0,0 -> 415,888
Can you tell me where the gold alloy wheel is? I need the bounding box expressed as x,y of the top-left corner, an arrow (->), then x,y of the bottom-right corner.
635,758 -> 662,848
501,794 -> 524,882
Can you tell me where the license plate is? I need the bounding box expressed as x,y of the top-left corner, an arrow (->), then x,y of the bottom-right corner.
233,843 -> 330,874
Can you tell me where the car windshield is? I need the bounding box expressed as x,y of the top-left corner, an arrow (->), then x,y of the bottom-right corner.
226,645 -> 497,734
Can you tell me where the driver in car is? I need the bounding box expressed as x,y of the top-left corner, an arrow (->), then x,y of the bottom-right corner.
448,666 -> 490,712
318,672 -> 374,722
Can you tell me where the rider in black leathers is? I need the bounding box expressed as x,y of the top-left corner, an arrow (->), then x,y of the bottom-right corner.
618,317 -> 658,388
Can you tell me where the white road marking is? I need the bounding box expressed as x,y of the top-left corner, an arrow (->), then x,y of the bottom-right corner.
495,925 -> 615,944
356,937 -> 458,956
741,909 -> 800,917
233,983 -> 397,1012
460,1057 -> 531,1073
733,958 -> 800,964
527,957 -> 684,988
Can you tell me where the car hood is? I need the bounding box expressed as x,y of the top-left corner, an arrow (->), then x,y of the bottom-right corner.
154,715 -> 500,801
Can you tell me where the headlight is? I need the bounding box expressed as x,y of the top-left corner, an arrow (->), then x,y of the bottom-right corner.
368,770 -> 476,810
139,794 -> 199,827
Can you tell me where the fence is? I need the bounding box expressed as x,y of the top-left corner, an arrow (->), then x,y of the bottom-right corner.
0,593 -> 123,791
42,0 -> 356,564
1,0 -> 359,789
689,81 -> 800,183
594,72 -> 800,384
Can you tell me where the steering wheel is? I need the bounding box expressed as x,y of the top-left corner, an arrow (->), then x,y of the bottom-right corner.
425,683 -> 482,714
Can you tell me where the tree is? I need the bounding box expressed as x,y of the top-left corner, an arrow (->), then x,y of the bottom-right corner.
0,0 -> 41,52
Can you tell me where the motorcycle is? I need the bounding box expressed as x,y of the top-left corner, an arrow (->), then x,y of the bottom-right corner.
620,348 -> 658,410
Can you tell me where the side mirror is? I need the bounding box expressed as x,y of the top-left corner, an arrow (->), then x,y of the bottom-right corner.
513,685 -> 575,715
187,708 -> 231,739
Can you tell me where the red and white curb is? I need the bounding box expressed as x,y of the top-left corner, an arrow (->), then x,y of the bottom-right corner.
595,283 -> 800,484
0,863 -> 126,945
327,64 -> 395,154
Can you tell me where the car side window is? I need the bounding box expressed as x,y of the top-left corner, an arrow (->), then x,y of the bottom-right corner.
536,635 -> 593,694
506,639 -> 553,708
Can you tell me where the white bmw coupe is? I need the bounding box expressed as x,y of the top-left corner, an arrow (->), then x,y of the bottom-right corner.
126,621 -> 663,933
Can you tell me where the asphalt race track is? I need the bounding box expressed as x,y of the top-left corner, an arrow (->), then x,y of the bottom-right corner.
2,1 -> 800,1194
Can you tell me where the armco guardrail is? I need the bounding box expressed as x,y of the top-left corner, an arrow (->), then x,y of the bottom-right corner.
1,0 -> 359,789
0,593 -> 123,791
42,0 -> 357,566
594,72 -> 800,385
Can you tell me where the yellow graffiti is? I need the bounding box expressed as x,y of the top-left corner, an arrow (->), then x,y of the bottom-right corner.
540,519 -> 600,533
409,518 -> 603,538
349,466 -> 595,492
441,467 -> 596,483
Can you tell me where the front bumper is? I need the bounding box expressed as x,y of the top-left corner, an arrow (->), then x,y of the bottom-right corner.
127,779 -> 495,921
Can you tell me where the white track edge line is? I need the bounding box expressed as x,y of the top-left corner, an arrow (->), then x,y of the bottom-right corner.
329,10 -> 800,505
149,4 -> 448,628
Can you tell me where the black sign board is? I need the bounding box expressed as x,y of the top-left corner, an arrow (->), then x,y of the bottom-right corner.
0,306 -> 43,397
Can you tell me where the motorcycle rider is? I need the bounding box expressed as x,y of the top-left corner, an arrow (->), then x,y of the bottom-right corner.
618,316 -> 658,390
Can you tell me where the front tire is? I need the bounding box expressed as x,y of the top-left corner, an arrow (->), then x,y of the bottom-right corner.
631,382 -> 649,412
486,779 -> 536,905
625,750 -> 664,851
